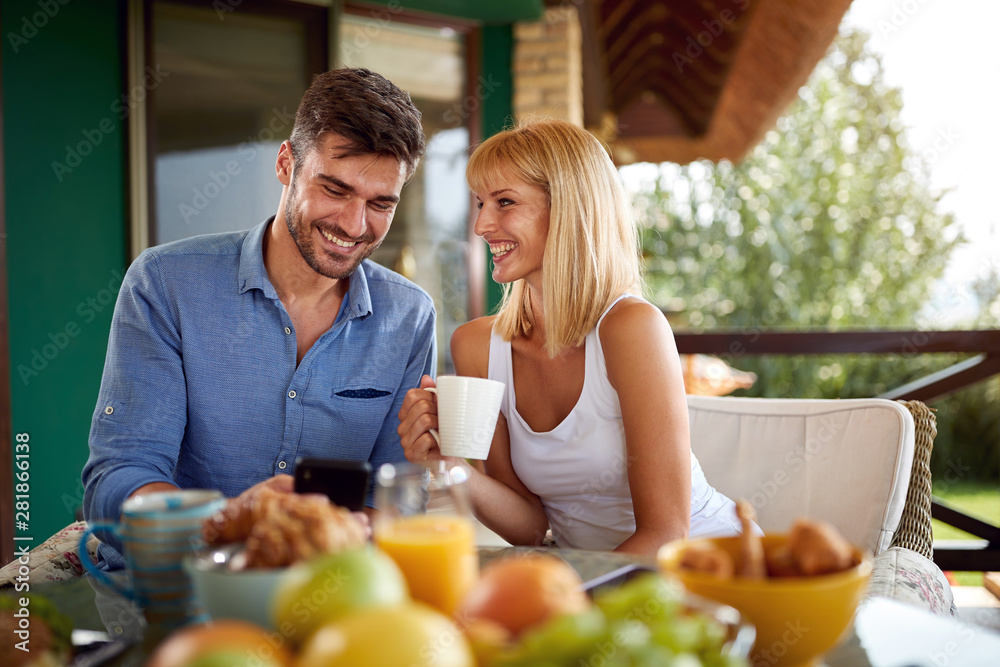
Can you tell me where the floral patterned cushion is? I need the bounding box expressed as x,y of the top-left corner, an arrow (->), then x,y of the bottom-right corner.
867,546 -> 957,617
0,521 -> 99,588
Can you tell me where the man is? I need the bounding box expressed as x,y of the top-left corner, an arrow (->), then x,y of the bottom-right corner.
83,67 -> 435,569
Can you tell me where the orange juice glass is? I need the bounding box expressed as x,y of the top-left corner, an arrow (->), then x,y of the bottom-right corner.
376,514 -> 478,615
375,462 -> 479,615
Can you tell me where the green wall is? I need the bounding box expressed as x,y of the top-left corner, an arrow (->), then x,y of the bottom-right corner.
480,24 -> 513,315
3,0 -> 127,544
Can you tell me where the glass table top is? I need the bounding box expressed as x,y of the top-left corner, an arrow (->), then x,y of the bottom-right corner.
24,547 -> 1000,667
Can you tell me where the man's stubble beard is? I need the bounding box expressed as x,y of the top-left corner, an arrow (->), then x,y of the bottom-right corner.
284,176 -> 383,281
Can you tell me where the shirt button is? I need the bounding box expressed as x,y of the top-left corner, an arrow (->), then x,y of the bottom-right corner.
284,327 -> 291,335
288,390 -> 297,399
104,406 -> 114,415
278,461 -> 287,470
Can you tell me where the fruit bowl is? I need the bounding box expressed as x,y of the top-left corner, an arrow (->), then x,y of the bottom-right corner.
658,535 -> 872,667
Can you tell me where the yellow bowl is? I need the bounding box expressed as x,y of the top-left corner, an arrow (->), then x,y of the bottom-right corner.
658,535 -> 872,667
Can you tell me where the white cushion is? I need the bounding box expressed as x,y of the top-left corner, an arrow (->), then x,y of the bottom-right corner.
688,396 -> 915,555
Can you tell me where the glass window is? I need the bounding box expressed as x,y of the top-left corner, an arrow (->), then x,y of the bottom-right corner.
340,12 -> 472,373
150,1 -> 323,244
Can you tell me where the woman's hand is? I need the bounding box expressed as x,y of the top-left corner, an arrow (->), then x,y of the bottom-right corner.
397,375 -> 445,466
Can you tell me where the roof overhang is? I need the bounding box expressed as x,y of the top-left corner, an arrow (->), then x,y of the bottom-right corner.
579,0 -> 855,165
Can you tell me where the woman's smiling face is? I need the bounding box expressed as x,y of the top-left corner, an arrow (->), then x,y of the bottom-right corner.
473,172 -> 551,287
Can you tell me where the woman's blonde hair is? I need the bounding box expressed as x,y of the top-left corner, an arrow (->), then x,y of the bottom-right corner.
467,118 -> 643,356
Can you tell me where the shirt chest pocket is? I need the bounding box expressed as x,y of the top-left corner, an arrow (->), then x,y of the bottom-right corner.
315,385 -> 397,456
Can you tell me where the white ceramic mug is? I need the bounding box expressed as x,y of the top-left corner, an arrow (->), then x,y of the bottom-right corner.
426,376 -> 505,459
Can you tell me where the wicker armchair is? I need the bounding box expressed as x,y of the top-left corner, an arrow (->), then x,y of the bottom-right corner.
688,395 -> 917,556
688,395 -> 957,616
889,400 -> 937,558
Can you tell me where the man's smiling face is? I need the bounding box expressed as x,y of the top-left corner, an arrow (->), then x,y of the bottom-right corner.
280,133 -> 408,280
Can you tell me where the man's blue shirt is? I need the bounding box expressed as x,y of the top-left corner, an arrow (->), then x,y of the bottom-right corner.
82,219 -> 436,568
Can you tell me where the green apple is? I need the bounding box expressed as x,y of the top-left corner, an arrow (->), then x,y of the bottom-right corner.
187,650 -> 284,667
271,545 -> 409,644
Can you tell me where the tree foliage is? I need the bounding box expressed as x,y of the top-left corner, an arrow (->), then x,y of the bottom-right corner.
630,29 -> 998,479
635,29 -> 960,331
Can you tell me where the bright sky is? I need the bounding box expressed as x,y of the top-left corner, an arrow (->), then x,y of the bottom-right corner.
842,0 -> 1000,323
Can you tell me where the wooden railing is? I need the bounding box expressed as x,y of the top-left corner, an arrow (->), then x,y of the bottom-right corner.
673,329 -> 1000,571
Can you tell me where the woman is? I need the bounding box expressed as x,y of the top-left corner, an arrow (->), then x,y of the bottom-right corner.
397,118 -> 744,555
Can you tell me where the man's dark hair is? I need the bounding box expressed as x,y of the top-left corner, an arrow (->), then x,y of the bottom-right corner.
289,67 -> 425,179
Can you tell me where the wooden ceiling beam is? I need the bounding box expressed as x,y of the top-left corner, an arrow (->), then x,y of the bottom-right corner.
610,56 -> 723,135
613,64 -> 716,134
603,3 -> 671,64
608,0 -> 853,165
607,34 -> 723,96
597,0 -> 641,40
613,60 -> 717,117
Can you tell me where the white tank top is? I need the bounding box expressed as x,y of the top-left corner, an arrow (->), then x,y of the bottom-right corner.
487,294 -> 742,549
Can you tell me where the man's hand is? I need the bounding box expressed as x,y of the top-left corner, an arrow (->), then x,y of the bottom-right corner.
128,481 -> 180,499
202,474 -> 294,544
123,482 -> 180,520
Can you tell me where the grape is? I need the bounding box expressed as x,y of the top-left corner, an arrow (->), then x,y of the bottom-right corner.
700,613 -> 728,647
650,614 -> 710,652
668,654 -> 704,667
626,643 -> 676,666
576,620 -> 650,666
493,573 -> 748,666
607,619 -> 652,650
495,608 -> 606,665
595,573 -> 683,624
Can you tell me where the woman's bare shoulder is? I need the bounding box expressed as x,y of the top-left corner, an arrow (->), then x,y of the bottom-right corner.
600,297 -> 670,339
599,298 -> 683,391
450,316 -> 498,378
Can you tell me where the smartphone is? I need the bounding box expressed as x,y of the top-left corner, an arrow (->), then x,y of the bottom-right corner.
293,457 -> 372,512
580,563 -> 659,596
